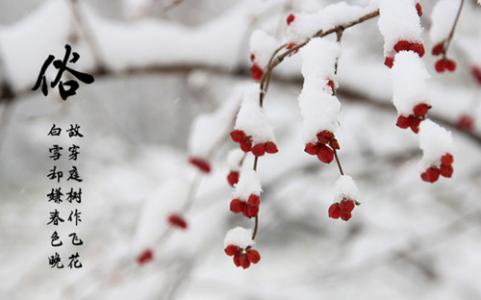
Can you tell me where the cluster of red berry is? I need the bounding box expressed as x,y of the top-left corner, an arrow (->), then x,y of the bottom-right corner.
396,103 -> 431,133
328,198 -> 356,221
304,130 -> 340,164
230,194 -> 261,218
421,153 -> 454,183
224,245 -> 261,269
230,129 -> 278,156
385,39 -> 425,68
432,43 -> 456,73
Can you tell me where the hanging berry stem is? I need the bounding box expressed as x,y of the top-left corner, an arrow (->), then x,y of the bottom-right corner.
442,0 -> 464,57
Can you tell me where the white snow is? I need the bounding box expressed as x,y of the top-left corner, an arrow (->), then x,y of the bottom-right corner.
319,2 -> 370,30
234,84 -> 275,144
333,175 -> 359,202
227,149 -> 245,171
300,38 -> 340,82
377,0 -> 423,56
285,12 -> 322,44
430,0 -> 461,45
233,168 -> 261,199
418,120 -> 454,168
249,30 -> 279,68
298,80 -> 341,143
188,88 -> 242,159
224,226 -> 254,248
391,51 -> 430,116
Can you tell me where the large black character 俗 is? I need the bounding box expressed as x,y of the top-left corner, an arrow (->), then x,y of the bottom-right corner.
32,44 -> 94,100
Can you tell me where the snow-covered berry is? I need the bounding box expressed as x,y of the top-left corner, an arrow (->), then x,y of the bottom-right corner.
229,169 -> 262,219
224,227 -> 261,269
329,175 -> 360,222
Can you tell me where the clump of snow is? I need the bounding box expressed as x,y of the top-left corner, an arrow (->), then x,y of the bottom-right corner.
249,30 -> 279,68
391,51 -> 430,116
418,120 -> 454,167
319,2 -> 368,30
188,89 -> 242,159
123,0 -> 152,20
430,0 -> 461,45
301,38 -> 339,82
334,175 -> 359,202
234,85 -> 275,144
285,12 -> 322,44
377,0 -> 422,56
298,81 -> 341,144
233,168 -> 261,199
227,149 -> 244,171
224,227 -> 254,248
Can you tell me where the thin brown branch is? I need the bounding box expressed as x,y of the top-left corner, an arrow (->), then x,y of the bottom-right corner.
443,0 -> 465,56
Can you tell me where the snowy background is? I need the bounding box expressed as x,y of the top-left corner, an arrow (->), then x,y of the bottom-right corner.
0,0 -> 480,299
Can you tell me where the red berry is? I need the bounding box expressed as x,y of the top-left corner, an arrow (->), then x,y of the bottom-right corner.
340,211 -> 352,221
240,139 -> 252,152
421,167 -> 440,183
286,14 -> 295,26
457,114 -> 475,131
168,214 -> 188,229
396,115 -> 410,129
188,157 -> 211,173
225,245 -> 240,256
471,66 -> 481,85
264,141 -> 278,153
432,43 -> 444,56
286,42 -> 297,50
230,130 -> 245,143
328,203 -> 341,219
384,56 -> 394,68
329,138 -> 340,150
136,249 -> 154,265
413,103 -> 430,118
445,59 -> 456,72
317,130 -> 334,144
247,249 -> 261,264
415,3 -> 423,17
251,64 -> 263,81
233,254 -> 241,267
317,144 -> 334,164
410,43 -> 425,57
230,199 -> 245,214
251,143 -> 266,157
247,194 -> 261,207
340,199 -> 355,213
244,205 -> 259,218
440,164 -> 453,178
441,153 -> 454,166
409,116 -> 421,133
227,171 -> 239,187
435,59 -> 446,73
304,143 -> 319,155
250,53 -> 255,62
394,40 -> 411,52
239,254 -> 251,269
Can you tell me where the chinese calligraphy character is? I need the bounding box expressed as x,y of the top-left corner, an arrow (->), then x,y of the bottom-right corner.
47,209 -> 65,226
48,253 -> 64,269
32,44 -> 95,100
48,124 -> 62,136
68,144 -> 80,160
69,232 -> 84,246
67,252 -> 83,269
68,209 -> 82,226
67,166 -> 83,182
66,124 -> 84,138
51,231 -> 63,247
47,188 -> 63,204
66,188 -> 82,204
47,166 -> 63,183
49,145 -> 63,160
